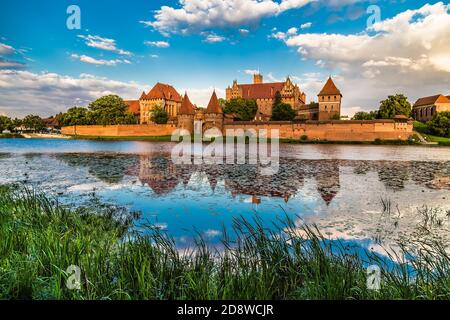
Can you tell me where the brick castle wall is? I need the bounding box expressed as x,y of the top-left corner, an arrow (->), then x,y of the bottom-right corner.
61,124 -> 176,137
61,120 -> 413,142
224,120 -> 413,141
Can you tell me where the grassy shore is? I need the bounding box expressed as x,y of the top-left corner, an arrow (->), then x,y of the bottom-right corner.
414,121 -> 450,146
0,185 -> 449,300
65,134 -> 423,146
67,135 -> 173,142
0,133 -> 24,138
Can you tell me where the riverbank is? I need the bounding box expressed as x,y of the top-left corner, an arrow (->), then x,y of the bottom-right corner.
63,134 -> 429,146
0,133 -> 24,138
1,185 -> 448,300
414,121 -> 450,146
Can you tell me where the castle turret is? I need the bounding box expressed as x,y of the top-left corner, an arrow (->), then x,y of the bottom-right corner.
204,90 -> 224,135
177,92 -> 196,134
318,77 -> 342,121
253,73 -> 263,84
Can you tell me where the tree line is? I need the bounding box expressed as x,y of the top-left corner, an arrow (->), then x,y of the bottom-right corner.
57,95 -> 137,126
0,115 -> 46,132
352,94 -> 450,138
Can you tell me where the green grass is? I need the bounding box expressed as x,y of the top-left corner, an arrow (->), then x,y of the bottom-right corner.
0,133 -> 24,138
278,138 -> 420,145
414,121 -> 450,146
65,134 -> 422,145
67,135 -> 173,142
0,185 -> 449,300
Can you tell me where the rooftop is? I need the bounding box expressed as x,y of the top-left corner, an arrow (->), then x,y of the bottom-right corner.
318,77 -> 342,96
413,94 -> 450,107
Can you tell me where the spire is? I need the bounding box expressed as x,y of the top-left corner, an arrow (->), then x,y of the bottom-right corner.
318,77 -> 342,96
179,92 -> 195,115
206,90 -> 223,114
139,91 -> 147,100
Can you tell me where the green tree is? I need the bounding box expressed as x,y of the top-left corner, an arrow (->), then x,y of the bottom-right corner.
0,115 -> 13,132
57,107 -> 91,126
273,91 -> 283,107
88,95 -> 137,125
150,105 -> 169,124
223,98 -> 258,121
12,118 -> 22,131
271,91 -> 297,121
353,111 -> 378,120
378,94 -> 411,119
427,112 -> 450,138
22,115 -> 45,132
272,103 -> 296,121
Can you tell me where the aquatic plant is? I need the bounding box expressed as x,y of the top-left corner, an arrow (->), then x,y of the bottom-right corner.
0,185 -> 448,300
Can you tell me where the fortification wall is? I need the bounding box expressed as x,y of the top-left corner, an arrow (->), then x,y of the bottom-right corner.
61,120 -> 413,142
224,120 -> 413,141
61,124 -> 176,137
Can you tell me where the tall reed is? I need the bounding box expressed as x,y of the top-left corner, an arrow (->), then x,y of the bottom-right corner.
0,185 -> 448,300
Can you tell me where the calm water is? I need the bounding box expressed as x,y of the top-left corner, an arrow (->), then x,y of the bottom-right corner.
1,138 -> 449,259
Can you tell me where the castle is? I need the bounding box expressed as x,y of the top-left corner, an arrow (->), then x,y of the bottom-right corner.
63,73 -> 414,142
125,74 -> 343,134
226,73 -> 342,121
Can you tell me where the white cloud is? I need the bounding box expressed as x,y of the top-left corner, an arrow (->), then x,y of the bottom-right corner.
0,42 -> 15,55
0,70 -> 145,117
244,69 -> 259,75
71,54 -> 131,66
239,28 -> 250,36
144,41 -> 170,48
0,58 -> 26,69
77,35 -> 132,55
272,2 -> 450,114
300,22 -> 312,29
142,0 -> 315,36
0,42 -> 27,70
150,54 -> 160,59
201,32 -> 227,43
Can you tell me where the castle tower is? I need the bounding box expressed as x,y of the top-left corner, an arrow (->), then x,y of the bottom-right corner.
204,90 -> 224,135
177,92 -> 196,135
253,73 -> 263,84
318,77 -> 342,121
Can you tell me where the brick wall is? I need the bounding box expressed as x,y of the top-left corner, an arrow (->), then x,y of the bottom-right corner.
224,120 -> 413,141
62,120 -> 413,142
61,124 -> 176,137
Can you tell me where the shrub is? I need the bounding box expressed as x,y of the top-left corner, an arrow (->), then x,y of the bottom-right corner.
426,112 -> 450,138
150,105 -> 169,124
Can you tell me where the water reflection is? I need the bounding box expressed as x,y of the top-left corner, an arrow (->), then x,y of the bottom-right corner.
54,153 -> 449,205
1,147 -> 449,257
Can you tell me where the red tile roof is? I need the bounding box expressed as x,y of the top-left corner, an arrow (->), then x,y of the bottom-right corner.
238,82 -> 285,99
414,94 -> 450,107
318,77 -> 341,96
144,83 -> 182,102
206,91 -> 222,114
124,100 -> 140,116
42,117 -> 59,127
179,92 -> 196,115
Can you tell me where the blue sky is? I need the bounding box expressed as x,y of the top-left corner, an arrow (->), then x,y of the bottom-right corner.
1,0 -> 449,117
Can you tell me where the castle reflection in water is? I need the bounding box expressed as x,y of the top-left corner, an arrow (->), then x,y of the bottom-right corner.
58,153 -> 450,206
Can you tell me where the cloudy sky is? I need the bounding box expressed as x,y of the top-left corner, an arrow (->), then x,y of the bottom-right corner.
1,0 -> 449,117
